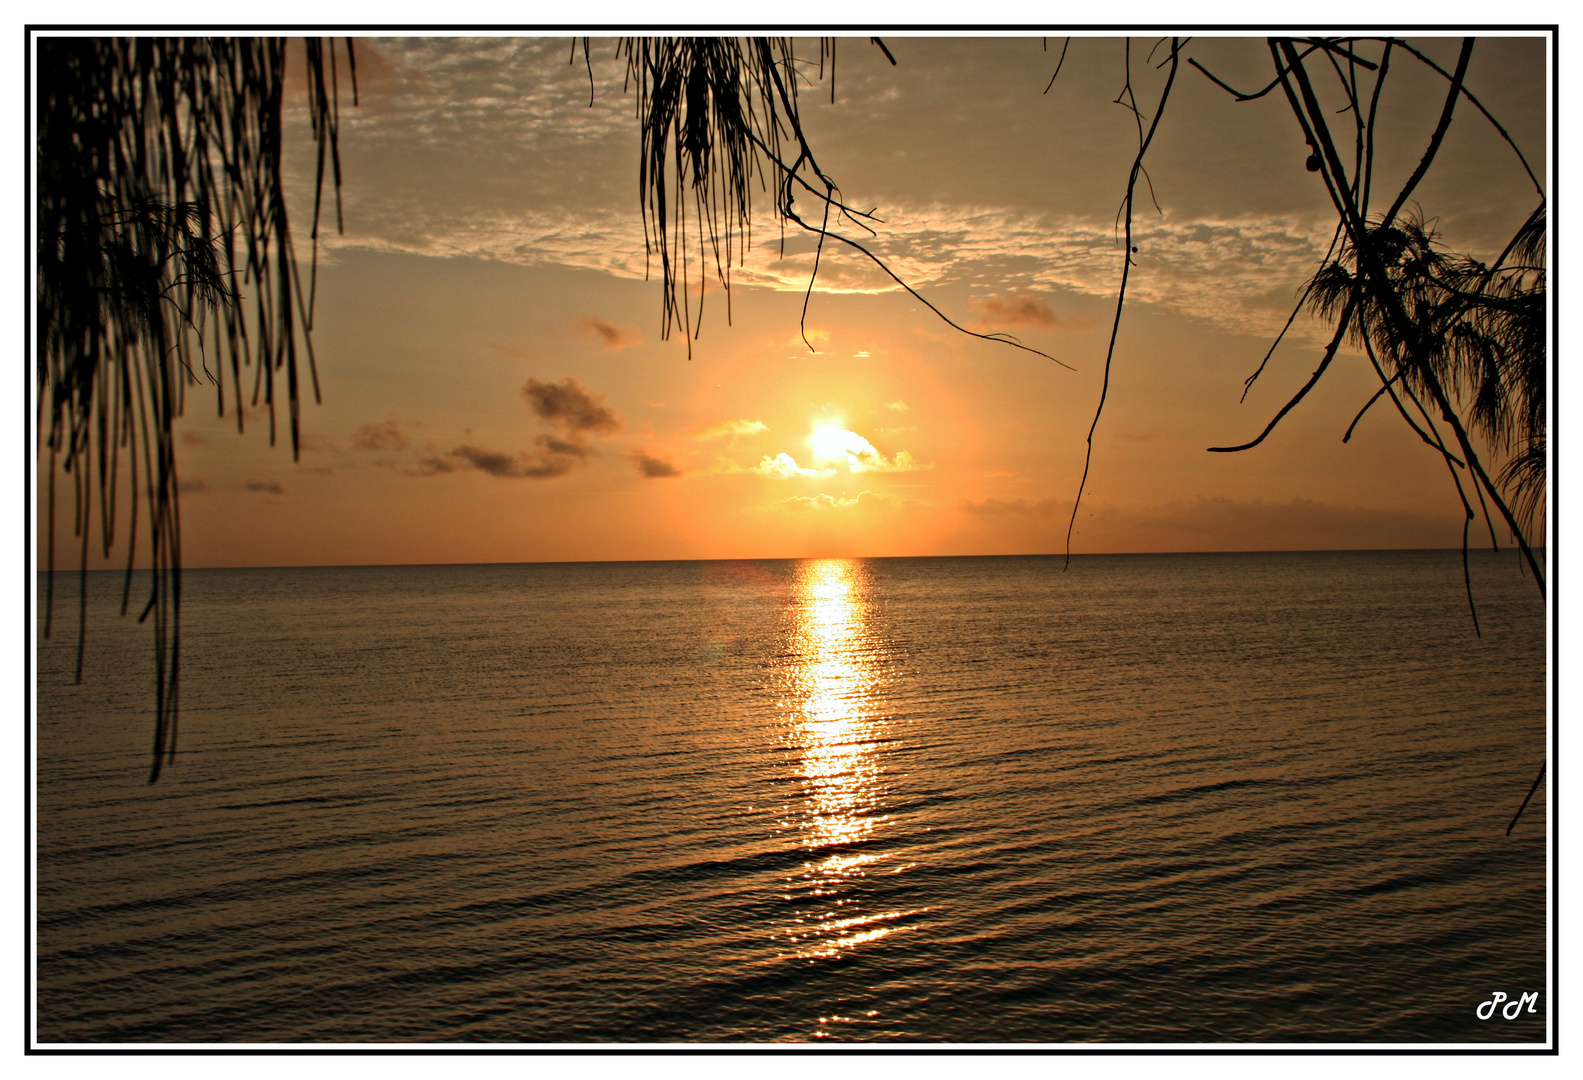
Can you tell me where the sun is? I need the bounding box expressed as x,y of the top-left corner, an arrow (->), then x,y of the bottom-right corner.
809,422 -> 850,461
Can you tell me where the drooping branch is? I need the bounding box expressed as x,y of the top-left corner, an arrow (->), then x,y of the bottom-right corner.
1275,36 -> 1542,593
1208,295 -> 1355,453
616,36 -> 1068,369
36,37 -> 356,779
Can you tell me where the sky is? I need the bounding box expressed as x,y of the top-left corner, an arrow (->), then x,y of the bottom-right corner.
45,33 -> 1551,568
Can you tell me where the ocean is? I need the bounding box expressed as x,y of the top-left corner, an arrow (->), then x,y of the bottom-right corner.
33,550 -> 1549,1044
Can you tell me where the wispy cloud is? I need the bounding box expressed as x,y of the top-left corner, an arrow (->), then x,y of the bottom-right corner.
352,418 -> 410,451
576,316 -> 641,350
696,418 -> 768,442
417,441 -> 580,479
245,479 -> 286,495
968,294 -> 1060,329
776,490 -> 897,512
962,494 -> 1460,552
307,39 -> 1338,342
487,342 -> 541,362
963,496 -> 1065,518
327,197 -> 1334,340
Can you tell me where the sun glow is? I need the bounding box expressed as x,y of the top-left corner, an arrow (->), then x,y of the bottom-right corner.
809,422 -> 856,461
808,422 -> 897,473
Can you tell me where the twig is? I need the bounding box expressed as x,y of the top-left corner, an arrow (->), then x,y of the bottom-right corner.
1067,38 -> 1181,566
1209,297 -> 1355,452
1506,762 -> 1546,835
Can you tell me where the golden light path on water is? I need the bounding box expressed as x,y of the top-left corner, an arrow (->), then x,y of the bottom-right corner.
779,559 -> 920,979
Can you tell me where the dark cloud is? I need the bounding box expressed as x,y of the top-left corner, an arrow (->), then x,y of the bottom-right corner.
576,317 -> 640,350
353,419 -> 410,451
968,294 -> 1060,329
410,378 -> 625,482
245,479 -> 286,495
537,434 -> 593,460
411,454 -> 459,475
177,477 -> 207,494
630,450 -> 682,478
180,430 -> 208,447
419,444 -> 577,480
522,377 -> 621,434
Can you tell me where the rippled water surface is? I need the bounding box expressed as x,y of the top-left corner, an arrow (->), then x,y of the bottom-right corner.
35,552 -> 1549,1044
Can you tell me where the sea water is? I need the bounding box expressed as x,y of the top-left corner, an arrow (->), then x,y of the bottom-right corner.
33,551 -> 1549,1043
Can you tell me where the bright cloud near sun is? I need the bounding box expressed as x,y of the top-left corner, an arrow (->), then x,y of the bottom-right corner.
808,423 -> 929,473
751,453 -> 836,479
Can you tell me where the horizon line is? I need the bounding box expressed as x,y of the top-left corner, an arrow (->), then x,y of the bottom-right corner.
33,545 -> 1543,575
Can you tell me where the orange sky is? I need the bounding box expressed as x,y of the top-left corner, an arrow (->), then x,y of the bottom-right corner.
39,34 -> 1551,568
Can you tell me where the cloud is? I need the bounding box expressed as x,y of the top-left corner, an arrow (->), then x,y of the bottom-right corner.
696,418 -> 768,441
964,496 -> 1066,517
522,377 -> 621,434
321,135 -> 1336,340
487,342 -> 541,362
777,490 -> 896,512
810,427 -> 930,473
328,197 -> 1333,341
630,450 -> 682,478
752,453 -> 836,479
418,443 -> 577,479
790,327 -> 831,349
180,431 -> 208,447
576,316 -> 641,350
397,377 -> 627,482
963,494 -> 1461,553
969,294 -> 1059,329
353,419 -> 410,451
177,477 -> 207,494
535,434 -> 593,460
887,401 -> 910,413
245,479 -> 286,495
302,39 -> 1346,343
1125,496 -> 1459,551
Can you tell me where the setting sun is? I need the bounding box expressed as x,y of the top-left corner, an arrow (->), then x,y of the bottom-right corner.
809,422 -> 865,462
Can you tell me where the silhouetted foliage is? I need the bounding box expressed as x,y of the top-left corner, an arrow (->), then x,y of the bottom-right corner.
1307,208 -> 1546,536
1064,36 -> 1545,606
37,36 -> 355,779
605,36 -> 1065,366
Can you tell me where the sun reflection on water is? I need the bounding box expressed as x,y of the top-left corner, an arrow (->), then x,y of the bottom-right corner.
777,559 -> 918,967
